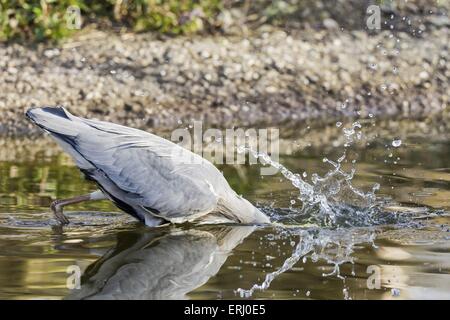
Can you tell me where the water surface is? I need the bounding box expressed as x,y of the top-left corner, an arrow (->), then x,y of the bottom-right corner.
0,120 -> 449,299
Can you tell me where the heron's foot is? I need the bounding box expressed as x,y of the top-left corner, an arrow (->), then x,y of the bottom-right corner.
50,200 -> 70,225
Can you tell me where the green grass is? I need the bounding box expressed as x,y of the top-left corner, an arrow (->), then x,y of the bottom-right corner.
0,0 -> 222,42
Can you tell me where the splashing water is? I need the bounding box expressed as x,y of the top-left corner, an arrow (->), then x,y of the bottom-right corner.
237,229 -> 316,298
236,227 -> 378,298
237,145 -> 380,228
235,123 -> 436,298
236,144 -> 383,297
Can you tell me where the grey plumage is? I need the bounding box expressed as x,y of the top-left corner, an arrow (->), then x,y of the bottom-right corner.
26,106 -> 270,226
66,226 -> 255,300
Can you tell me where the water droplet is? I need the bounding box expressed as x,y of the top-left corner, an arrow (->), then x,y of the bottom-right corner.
343,128 -> 355,136
392,139 -> 402,147
391,288 -> 401,297
343,288 -> 350,300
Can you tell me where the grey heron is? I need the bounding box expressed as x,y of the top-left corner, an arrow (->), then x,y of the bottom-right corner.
26,107 -> 270,226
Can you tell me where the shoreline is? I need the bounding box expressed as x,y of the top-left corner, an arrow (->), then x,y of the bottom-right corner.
1,118 -> 448,164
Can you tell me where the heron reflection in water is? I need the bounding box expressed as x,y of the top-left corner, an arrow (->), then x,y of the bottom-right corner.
66,225 -> 254,299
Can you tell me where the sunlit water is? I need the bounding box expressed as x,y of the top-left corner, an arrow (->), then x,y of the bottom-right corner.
0,120 -> 449,299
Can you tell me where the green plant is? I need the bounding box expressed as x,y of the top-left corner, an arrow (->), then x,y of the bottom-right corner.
0,0 -> 222,42
113,0 -> 222,34
0,0 -> 90,42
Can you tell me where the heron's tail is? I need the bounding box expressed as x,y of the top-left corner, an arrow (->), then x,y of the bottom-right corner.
26,106 -> 95,170
26,106 -> 81,136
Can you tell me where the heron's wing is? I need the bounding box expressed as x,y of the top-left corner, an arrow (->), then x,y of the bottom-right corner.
77,126 -> 221,222
28,107 -> 221,222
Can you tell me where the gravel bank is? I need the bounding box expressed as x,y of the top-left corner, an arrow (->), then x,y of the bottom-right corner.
0,25 -> 448,136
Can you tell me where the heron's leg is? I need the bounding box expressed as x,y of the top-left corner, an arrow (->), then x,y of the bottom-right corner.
51,190 -> 107,225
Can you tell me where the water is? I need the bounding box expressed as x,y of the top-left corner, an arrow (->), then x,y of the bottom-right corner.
0,120 -> 449,299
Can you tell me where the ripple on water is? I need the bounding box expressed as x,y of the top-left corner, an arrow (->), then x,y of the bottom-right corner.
0,211 -> 137,240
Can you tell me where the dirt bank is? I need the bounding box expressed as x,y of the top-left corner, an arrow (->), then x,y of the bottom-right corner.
0,23 -> 448,136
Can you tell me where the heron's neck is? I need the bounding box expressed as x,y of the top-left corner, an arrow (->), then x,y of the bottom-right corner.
218,193 -> 270,224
